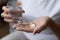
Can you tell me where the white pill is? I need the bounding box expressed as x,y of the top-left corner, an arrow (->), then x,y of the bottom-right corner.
31,23 -> 36,28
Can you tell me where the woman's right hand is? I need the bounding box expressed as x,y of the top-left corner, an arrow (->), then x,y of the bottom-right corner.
1,6 -> 14,23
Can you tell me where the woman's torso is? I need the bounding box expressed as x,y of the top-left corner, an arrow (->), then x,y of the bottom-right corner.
9,0 -> 60,40
21,0 -> 60,40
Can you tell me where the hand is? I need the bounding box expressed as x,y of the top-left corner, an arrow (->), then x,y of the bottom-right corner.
13,22 -> 35,32
1,6 -> 13,22
1,6 -> 25,23
33,16 -> 50,34
13,16 -> 50,34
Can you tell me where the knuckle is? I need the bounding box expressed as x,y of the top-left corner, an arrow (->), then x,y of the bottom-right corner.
1,13 -> 3,17
2,6 -> 9,12
1,13 -> 5,17
2,6 -> 6,10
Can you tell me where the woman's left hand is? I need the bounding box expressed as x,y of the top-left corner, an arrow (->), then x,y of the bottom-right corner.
13,16 -> 51,34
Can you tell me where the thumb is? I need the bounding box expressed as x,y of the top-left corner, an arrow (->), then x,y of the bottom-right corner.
33,27 -> 38,35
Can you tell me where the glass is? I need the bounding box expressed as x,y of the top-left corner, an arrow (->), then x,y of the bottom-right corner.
7,5 -> 23,24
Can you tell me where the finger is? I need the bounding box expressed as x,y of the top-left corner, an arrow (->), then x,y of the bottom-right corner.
13,23 -> 22,29
33,27 -> 38,35
33,26 -> 40,35
16,27 -> 34,32
12,24 -> 18,29
13,23 -> 29,29
4,18 -> 14,23
2,6 -> 9,13
33,25 -> 46,35
1,12 -> 12,18
13,22 -> 30,29
13,23 -> 23,29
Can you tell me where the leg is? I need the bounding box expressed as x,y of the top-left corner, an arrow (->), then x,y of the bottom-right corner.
1,31 -> 29,40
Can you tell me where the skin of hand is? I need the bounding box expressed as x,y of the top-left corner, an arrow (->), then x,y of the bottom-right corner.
13,16 -> 51,34
13,22 -> 35,33
1,6 -> 25,23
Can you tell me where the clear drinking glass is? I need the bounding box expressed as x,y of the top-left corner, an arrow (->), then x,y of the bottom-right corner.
7,0 -> 24,24
8,6 -> 23,24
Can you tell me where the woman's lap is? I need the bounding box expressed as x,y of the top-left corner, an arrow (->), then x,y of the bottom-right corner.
1,31 -> 29,40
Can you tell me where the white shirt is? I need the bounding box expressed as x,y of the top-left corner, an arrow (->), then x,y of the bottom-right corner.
8,0 -> 60,40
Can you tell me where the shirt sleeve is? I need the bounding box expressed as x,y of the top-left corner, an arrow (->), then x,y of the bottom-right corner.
50,9 -> 60,26
48,0 -> 60,26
